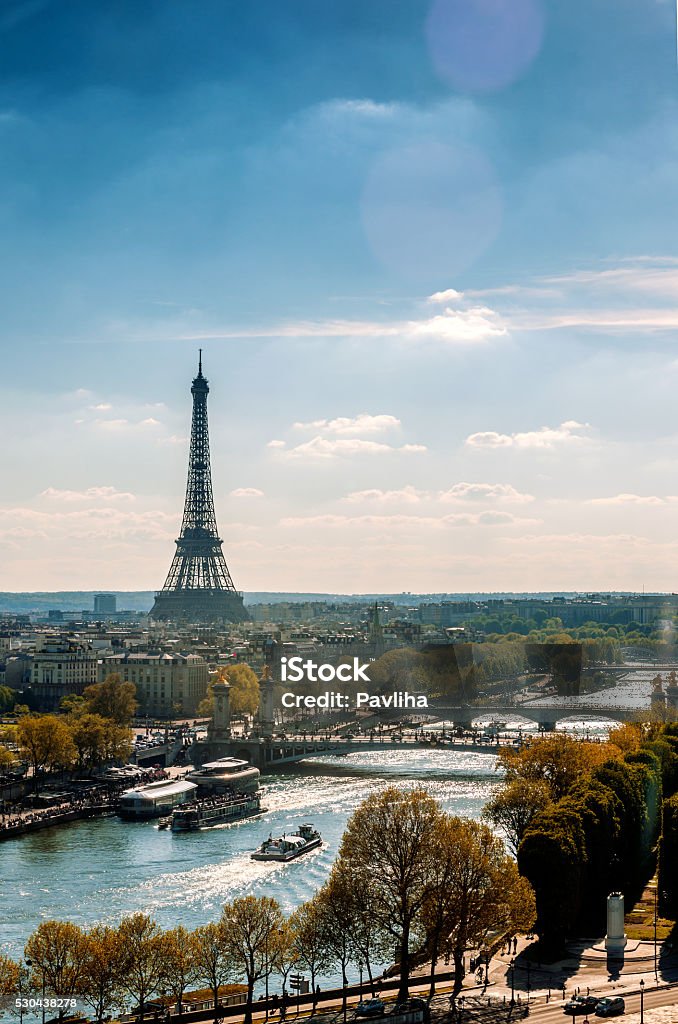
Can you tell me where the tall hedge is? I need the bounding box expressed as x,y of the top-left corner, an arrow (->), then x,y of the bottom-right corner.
518,750 -> 661,951
658,793 -> 678,918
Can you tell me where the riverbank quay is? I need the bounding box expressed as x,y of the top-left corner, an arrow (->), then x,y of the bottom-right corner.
0,798 -> 115,839
105,965 -> 678,1024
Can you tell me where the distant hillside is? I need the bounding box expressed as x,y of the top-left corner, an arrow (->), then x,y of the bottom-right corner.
0,589 -> 651,615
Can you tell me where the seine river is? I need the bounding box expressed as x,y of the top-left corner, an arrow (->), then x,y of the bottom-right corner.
1,750 -> 502,962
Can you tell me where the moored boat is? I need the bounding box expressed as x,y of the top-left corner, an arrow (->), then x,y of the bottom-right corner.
186,757 -> 260,794
251,823 -> 322,862
117,778 -> 198,820
171,791 -> 265,832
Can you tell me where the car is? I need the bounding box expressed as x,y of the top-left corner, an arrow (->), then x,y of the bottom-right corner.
564,996 -> 599,1016
394,997 -> 428,1014
356,998 -> 386,1017
131,1000 -> 165,1016
595,997 -> 625,1017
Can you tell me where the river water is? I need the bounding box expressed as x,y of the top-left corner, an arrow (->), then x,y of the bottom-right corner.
0,713 -> 622,973
1,750 -> 502,962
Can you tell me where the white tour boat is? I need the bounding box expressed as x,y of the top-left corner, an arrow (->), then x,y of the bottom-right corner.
251,823 -> 322,862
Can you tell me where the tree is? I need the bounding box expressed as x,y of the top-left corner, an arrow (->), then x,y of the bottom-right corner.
269,922 -> 298,1005
69,714 -> 107,772
0,954 -> 20,1017
116,914 -> 168,1018
0,745 -> 17,770
0,685 -> 15,713
224,665 -> 260,716
59,694 -> 86,716
312,866 -> 359,1020
336,785 -> 444,1001
483,778 -> 552,855
69,713 -> 131,772
190,923 -> 234,1014
163,926 -> 199,1016
16,716 -> 77,788
83,673 -> 137,725
289,902 -> 329,1009
498,733 -> 621,800
220,896 -> 285,1024
424,817 -> 535,999
80,924 -> 124,1024
24,921 -> 87,1020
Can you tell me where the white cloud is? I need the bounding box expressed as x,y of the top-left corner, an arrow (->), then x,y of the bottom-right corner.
173,304 -> 507,346
157,434 -> 187,446
267,439 -> 287,449
428,288 -> 464,303
344,486 -> 427,504
438,482 -> 534,503
589,493 -> 670,506
466,421 -> 590,450
280,511 -> 538,528
40,486 -> 136,503
281,437 -> 427,459
230,487 -> 264,498
407,306 -> 507,343
90,402 -> 112,411
93,418 -> 129,431
293,413 -> 400,436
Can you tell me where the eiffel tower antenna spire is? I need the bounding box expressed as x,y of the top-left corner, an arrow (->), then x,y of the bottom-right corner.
150,356 -> 247,623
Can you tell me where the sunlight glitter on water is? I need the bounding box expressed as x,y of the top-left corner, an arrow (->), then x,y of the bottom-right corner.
0,752 -> 501,958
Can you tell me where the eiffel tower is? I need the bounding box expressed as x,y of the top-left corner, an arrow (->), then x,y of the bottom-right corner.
150,354 -> 247,623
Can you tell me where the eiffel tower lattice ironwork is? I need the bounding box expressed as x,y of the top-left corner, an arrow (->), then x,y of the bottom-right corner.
150,354 -> 247,623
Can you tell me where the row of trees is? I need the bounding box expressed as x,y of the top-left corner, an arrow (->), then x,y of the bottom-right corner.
483,726 -> 678,951
0,677 -> 139,782
0,787 -> 536,1022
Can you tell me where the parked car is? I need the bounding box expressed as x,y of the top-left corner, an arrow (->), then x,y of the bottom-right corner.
394,997 -> 428,1014
564,996 -> 599,1016
595,997 -> 625,1017
131,1000 -> 165,1016
356,998 -> 386,1017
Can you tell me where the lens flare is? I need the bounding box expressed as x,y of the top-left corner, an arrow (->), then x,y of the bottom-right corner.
425,0 -> 545,93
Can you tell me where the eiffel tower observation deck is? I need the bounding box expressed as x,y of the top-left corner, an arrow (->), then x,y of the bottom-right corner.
150,355 -> 248,624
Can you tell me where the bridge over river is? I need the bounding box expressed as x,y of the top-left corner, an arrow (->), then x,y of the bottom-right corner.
195,700 -> 641,770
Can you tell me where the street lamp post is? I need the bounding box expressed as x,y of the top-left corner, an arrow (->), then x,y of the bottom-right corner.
358,961 -> 364,992
509,958 -> 515,1007
640,978 -> 645,1024
654,887 -> 658,982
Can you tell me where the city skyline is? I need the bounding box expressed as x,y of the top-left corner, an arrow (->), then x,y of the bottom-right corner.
1,2 -> 678,592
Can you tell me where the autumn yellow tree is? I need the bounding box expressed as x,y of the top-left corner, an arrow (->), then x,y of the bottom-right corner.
336,786 -> 444,1002
422,816 -> 536,999
83,673 -> 137,725
0,954 -> 20,1016
289,902 -> 329,1009
220,896 -> 285,1024
24,921 -> 87,1018
190,923 -> 235,1014
199,665 -> 260,717
79,924 -> 124,1023
161,926 -> 199,1016
0,745 -> 16,770
16,716 -> 77,788
116,913 -> 168,1015
498,732 -> 621,800
483,778 -> 553,855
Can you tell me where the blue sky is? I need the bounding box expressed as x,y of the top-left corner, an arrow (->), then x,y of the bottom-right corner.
1,0 -> 678,593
